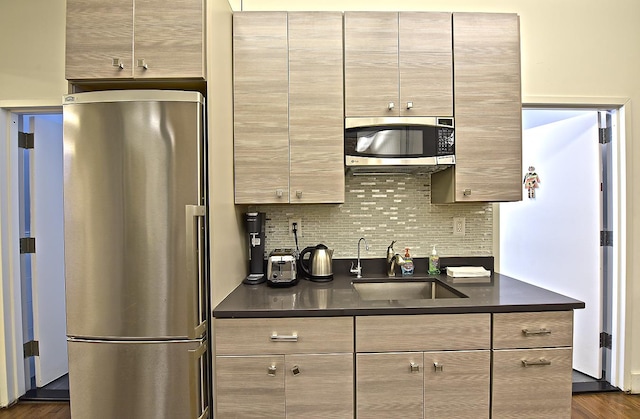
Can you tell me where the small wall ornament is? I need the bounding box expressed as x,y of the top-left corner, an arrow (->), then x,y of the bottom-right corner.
523,166 -> 540,198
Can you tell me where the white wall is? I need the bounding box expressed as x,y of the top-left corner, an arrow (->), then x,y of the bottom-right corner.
206,0 -> 248,307
1,0 -> 640,393
0,0 -> 67,103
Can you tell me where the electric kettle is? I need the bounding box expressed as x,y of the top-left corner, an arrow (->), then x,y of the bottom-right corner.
299,244 -> 334,282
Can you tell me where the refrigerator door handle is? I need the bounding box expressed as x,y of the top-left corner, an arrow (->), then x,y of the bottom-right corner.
186,204 -> 207,339
189,341 -> 210,419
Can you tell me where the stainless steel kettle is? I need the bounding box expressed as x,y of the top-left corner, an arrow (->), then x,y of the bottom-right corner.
299,244 -> 333,282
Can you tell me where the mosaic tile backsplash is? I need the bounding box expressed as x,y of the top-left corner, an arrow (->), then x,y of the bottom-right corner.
249,174 -> 493,260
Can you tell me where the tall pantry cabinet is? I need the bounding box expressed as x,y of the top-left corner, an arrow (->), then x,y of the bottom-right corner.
233,12 -> 345,204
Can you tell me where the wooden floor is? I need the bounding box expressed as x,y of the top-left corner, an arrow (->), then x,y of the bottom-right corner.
0,392 -> 638,418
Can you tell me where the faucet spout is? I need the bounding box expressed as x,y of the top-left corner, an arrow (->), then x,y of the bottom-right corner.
386,241 -> 405,277
350,237 -> 369,278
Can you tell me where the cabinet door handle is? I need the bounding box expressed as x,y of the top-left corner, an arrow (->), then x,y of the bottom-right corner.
112,58 -> 124,69
433,362 -> 444,372
276,189 -> 283,198
267,365 -> 277,376
295,190 -> 302,198
137,58 -> 148,70
406,101 -> 413,110
521,358 -> 552,367
522,328 -> 551,336
463,189 -> 472,196
388,102 -> 395,111
409,362 -> 420,373
270,332 -> 298,342
291,365 -> 301,376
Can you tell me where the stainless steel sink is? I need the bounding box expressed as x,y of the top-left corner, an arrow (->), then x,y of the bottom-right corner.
352,278 -> 467,301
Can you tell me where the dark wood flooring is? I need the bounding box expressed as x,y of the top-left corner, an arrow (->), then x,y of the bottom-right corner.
0,392 -> 639,418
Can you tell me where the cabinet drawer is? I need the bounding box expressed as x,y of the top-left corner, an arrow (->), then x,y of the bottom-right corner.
215,317 -> 353,355
492,347 -> 572,418
356,314 -> 490,352
493,311 -> 573,349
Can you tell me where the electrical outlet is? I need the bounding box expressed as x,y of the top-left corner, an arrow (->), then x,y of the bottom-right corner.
288,219 -> 302,237
453,217 -> 465,236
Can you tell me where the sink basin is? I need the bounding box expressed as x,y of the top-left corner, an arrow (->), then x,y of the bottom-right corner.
352,278 -> 467,301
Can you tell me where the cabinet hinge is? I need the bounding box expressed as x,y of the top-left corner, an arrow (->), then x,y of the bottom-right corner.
600,230 -> 613,247
23,340 -> 40,358
20,237 -> 36,254
599,332 -> 612,349
18,132 -> 34,149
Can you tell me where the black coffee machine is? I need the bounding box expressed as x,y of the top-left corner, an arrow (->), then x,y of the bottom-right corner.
243,212 -> 266,285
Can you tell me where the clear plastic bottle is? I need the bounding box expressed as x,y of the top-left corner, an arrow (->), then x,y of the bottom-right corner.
428,245 -> 440,275
401,248 -> 414,276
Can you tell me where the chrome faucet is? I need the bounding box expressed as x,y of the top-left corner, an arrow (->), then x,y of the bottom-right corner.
350,237 -> 369,278
386,240 -> 405,277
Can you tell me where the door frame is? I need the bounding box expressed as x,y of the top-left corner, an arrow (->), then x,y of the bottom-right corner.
0,102 -> 62,407
495,95 -> 630,390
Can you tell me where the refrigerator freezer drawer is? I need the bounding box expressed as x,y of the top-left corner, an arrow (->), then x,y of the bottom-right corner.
68,338 -> 209,419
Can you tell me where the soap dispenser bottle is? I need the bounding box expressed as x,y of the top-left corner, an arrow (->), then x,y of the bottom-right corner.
428,245 -> 440,275
401,248 -> 414,276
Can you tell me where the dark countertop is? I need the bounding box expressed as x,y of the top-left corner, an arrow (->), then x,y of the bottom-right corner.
213,261 -> 585,318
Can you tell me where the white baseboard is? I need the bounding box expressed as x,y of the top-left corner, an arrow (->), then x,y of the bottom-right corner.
631,372 -> 640,394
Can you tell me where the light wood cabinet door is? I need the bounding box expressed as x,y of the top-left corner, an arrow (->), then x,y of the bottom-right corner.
216,355 -> 286,418
492,348 -> 572,419
134,0 -> 204,79
288,12 -> 344,203
424,350 -> 490,419
344,12 -> 399,118
285,354 -> 353,418
399,12 -> 453,117
66,0 -> 134,80
233,12 -> 290,204
357,352 -> 424,419
448,12 -> 522,202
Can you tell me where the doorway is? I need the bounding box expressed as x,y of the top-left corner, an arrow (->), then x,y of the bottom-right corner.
499,107 -> 619,392
14,112 -> 68,401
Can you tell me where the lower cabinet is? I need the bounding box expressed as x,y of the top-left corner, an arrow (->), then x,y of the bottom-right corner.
492,348 -> 572,419
214,311 -> 574,418
356,350 -> 490,419
423,350 -> 490,419
492,311 -> 574,419
357,352 -> 424,418
216,353 -> 353,419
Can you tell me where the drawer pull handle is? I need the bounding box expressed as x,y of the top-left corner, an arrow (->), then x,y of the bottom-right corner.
522,328 -> 551,336
267,365 -> 277,376
270,332 -> 298,342
522,358 -> 552,367
410,362 -> 420,373
433,362 -> 444,372
291,365 -> 301,376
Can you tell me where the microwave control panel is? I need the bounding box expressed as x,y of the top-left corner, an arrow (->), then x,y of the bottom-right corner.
437,127 -> 455,156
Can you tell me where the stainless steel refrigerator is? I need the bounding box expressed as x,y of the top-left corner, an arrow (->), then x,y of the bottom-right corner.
62,90 -> 210,419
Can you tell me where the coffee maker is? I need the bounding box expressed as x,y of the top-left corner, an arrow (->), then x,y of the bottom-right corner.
243,212 -> 266,285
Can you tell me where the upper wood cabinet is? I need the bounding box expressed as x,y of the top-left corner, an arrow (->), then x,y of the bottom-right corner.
432,13 -> 522,203
65,0 -> 204,80
233,12 -> 345,204
344,12 -> 453,118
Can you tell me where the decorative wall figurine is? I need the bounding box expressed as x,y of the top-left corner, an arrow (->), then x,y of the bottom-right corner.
523,166 -> 540,198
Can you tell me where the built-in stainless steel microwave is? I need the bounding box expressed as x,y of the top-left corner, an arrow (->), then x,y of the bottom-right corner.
345,117 -> 455,173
